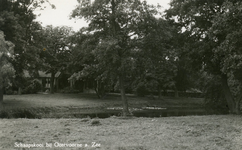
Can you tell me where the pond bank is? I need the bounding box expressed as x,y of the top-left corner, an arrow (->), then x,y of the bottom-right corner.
0,105 -> 228,119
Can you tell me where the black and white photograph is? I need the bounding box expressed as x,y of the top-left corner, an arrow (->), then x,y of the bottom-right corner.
0,0 -> 242,149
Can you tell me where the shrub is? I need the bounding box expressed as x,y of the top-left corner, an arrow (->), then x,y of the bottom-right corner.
22,79 -> 42,94
5,88 -> 14,95
61,87 -> 80,93
0,110 -> 10,118
0,109 -> 39,119
203,76 -> 228,112
135,82 -> 149,97
12,109 -> 38,118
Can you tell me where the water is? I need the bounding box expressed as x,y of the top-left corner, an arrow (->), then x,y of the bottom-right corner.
73,107 -> 229,118
1,106 -> 228,119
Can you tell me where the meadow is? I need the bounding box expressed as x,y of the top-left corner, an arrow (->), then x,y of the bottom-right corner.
0,93 -> 241,150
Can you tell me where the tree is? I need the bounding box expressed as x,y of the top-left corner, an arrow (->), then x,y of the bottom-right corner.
166,0 -> 241,113
134,17 -> 179,98
69,31 -> 113,98
207,1 -> 242,114
0,31 -> 15,102
71,0 -> 160,116
39,25 -> 73,93
0,0 -> 55,94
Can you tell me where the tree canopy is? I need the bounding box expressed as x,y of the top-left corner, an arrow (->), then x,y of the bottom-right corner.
39,25 -> 74,93
0,31 -> 15,102
166,0 -> 242,114
0,0 -> 55,92
71,0 -> 166,115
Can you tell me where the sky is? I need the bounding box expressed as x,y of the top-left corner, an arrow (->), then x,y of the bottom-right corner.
34,0 -> 171,31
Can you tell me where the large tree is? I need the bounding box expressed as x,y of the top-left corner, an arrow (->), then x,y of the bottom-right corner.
0,31 -> 15,102
71,0 -> 160,116
166,0 -> 241,113
68,31 -> 112,98
207,1 -> 242,114
39,25 -> 73,94
0,0 -> 54,93
133,18 -> 178,98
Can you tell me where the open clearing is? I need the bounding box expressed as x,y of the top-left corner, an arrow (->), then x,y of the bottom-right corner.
0,115 -> 242,150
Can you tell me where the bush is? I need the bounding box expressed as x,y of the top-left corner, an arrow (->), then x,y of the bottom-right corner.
0,109 -> 39,119
135,82 -> 149,97
203,76 -> 228,112
5,88 -> 13,95
0,110 -> 10,118
12,109 -> 38,118
22,79 -> 42,94
61,87 -> 80,93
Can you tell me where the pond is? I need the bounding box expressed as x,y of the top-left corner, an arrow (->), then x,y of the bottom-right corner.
0,106 -> 229,119
72,107 -> 229,118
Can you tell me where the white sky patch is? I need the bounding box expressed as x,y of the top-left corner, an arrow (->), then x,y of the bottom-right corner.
34,0 -> 171,32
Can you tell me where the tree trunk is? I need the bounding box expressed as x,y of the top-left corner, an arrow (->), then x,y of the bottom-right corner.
235,100 -> 241,114
0,85 -> 3,103
56,78 -> 59,92
158,85 -> 162,99
18,87 -> 22,95
174,86 -> 179,98
94,81 -> 101,99
119,75 -> 130,116
221,74 -> 236,114
50,72 -> 55,94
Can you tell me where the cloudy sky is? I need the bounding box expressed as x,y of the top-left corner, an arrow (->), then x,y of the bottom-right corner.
34,0 -> 171,31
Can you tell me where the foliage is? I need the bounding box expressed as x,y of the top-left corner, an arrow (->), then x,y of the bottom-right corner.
60,87 -> 80,94
207,1 -> 242,113
203,75 -> 228,111
132,18 -> 179,97
0,108 -> 39,118
39,25 -> 73,73
0,0 -> 55,89
166,0 -> 242,113
0,30 -> 15,101
166,0 -> 227,75
38,25 -> 74,93
68,32 -> 113,98
22,79 -> 42,94
208,1 -> 242,77
71,0 -> 162,115
135,82 -> 150,97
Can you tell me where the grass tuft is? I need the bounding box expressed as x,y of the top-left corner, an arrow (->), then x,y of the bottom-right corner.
90,119 -> 101,126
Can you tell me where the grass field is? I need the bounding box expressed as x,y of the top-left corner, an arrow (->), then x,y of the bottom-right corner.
0,115 -> 242,150
2,93 -> 204,109
1,93 -> 240,150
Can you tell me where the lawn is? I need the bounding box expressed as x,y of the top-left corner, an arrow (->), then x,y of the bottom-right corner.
0,93 -> 242,150
0,93 -> 241,149
0,115 -> 242,150
2,93 -> 204,109
1,93 -> 205,118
